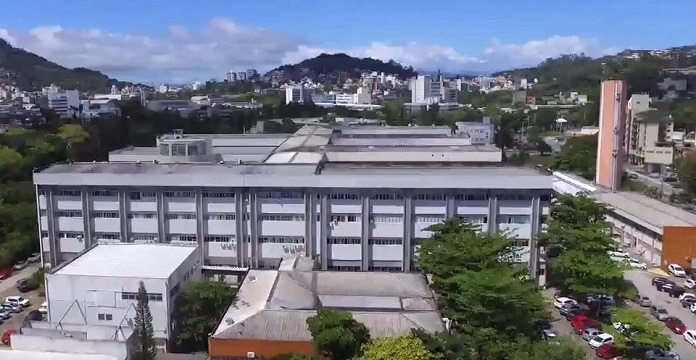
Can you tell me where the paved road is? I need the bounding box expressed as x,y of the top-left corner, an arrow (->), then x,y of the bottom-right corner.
624,169 -> 678,195
543,136 -> 563,153
624,270 -> 696,358
0,265 -> 39,294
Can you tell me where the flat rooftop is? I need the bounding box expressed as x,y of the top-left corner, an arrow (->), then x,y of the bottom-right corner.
52,243 -> 196,278
0,351 -> 119,360
594,191 -> 696,229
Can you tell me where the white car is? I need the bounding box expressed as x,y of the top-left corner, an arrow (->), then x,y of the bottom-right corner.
27,253 -> 41,263
669,263 -> 687,277
679,293 -> 696,302
624,258 -> 648,270
553,297 -> 577,309
5,296 -> 30,308
38,302 -> 48,314
588,333 -> 614,349
684,329 -> 696,347
685,278 -> 696,289
608,250 -> 630,258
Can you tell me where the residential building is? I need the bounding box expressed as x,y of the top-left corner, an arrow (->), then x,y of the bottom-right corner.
208,256 -> 445,359
285,86 -> 315,104
47,90 -> 80,116
595,79 -> 627,190
33,125 -> 551,282
455,117 -> 495,145
410,75 -> 441,103
625,94 -> 674,170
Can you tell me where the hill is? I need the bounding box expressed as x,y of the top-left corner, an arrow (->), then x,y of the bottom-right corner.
0,38 -> 130,92
267,53 -> 418,79
493,45 -> 696,99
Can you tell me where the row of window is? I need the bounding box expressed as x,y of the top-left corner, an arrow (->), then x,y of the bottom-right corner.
168,235 -> 197,242
205,236 -> 234,243
259,236 -> 304,244
121,292 -> 164,301
326,238 -> 405,245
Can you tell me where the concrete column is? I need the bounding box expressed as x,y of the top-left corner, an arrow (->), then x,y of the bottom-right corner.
82,188 -> 94,247
45,189 -> 59,266
487,193 -> 498,235
529,195 -> 542,284
445,194 -> 455,219
234,190 -> 245,267
402,195 -> 413,272
319,194 -> 329,270
304,192 -> 315,257
361,195 -> 370,271
156,191 -> 166,243
118,191 -> 128,243
34,185 -> 46,266
195,189 -> 205,264
249,191 -> 259,268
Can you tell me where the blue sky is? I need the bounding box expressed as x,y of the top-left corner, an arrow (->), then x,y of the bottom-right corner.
1,0 -> 694,82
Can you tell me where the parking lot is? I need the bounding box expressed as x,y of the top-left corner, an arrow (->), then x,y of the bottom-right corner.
625,270 -> 696,358
0,265 -> 46,346
543,289 -> 598,358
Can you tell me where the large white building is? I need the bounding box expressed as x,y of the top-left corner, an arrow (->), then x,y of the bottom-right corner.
47,90 -> 80,116
45,243 -> 201,349
285,86 -> 315,104
33,125 -> 551,281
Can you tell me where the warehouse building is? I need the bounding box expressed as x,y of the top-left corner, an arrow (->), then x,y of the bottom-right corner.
45,243 -> 201,349
33,125 -> 552,279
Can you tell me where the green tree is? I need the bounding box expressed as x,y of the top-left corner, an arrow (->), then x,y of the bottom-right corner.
0,145 -> 24,180
677,151 -> 696,195
359,335 -> 437,360
56,124 -> 90,160
306,309 -> 371,360
510,337 -> 586,360
550,135 -> 597,179
411,329 -> 472,360
610,307 -> 673,351
178,279 -> 236,351
131,281 -> 157,360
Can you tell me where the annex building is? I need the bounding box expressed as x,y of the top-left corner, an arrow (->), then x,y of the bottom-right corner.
33,124 -> 552,279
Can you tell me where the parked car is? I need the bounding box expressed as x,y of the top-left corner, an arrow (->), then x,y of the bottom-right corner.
651,305 -> 670,321
667,286 -> 686,298
582,327 -> 602,341
0,268 -> 12,280
571,315 -> 600,334
665,317 -> 687,334
553,297 -> 577,309
639,346 -> 680,360
680,297 -> 696,308
27,253 -> 40,263
559,303 -> 581,317
0,310 -> 10,320
587,294 -> 616,305
15,278 -> 33,293
596,344 -> 622,359
24,310 -> 43,321
669,264 -> 687,277
657,280 -> 676,292
625,258 -> 648,270
678,293 -> 695,302
608,249 -> 630,258
653,277 -> 669,286
563,306 -> 583,320
5,296 -> 30,308
1,303 -> 21,313
589,333 -> 614,349
635,294 -> 652,307
12,260 -> 28,271
39,302 -> 48,314
689,302 -> 696,313
685,278 -> 696,289
683,330 -> 696,347
1,329 -> 16,345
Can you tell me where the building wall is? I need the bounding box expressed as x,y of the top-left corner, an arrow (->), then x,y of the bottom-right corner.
208,338 -> 314,359
36,186 -> 550,274
596,80 -> 627,190
662,226 -> 696,270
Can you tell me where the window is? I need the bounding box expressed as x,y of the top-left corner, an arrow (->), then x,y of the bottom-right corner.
132,234 -> 157,241
454,194 -> 489,201
122,292 -> 163,302
165,214 -> 196,220
205,214 -> 236,220
94,233 -> 120,240
372,215 -> 403,223
512,240 -> 530,247
93,212 -> 119,218
372,193 -> 403,200
458,215 -> 488,224
128,213 -> 157,219
260,191 -> 303,199
260,214 -> 305,221
415,194 -> 445,201
368,266 -> 402,271
415,215 -> 445,223
167,235 -> 197,242
129,192 -> 155,200
41,231 -> 48,238
498,215 -> 530,224
106,314 -> 113,321
203,192 -> 234,198
97,313 -> 112,321
57,211 -> 83,217
499,194 -> 531,201
331,215 -> 359,223
91,190 -> 116,197
58,232 -> 83,239
328,237 -> 361,245
164,191 -> 194,198
56,190 -> 80,197
258,236 -> 304,244
328,193 -> 360,200
368,238 -> 403,245
540,194 -> 552,201
204,236 -> 234,243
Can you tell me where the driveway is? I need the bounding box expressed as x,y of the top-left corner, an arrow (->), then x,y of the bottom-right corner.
0,265 -> 39,294
624,270 -> 696,358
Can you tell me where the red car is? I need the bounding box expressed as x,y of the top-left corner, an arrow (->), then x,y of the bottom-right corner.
1,328 -> 17,345
0,268 -> 12,280
596,344 -> 622,359
570,314 -> 600,334
665,316 -> 687,334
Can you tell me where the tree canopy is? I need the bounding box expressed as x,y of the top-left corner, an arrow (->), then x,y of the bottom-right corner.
358,335 -> 436,360
176,279 -> 236,352
306,309 -> 371,360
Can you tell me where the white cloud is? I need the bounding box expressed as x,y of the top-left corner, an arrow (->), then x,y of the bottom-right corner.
0,18 -> 615,82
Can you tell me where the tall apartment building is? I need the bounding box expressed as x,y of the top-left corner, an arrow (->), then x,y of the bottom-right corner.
596,80 -> 627,190
410,75 -> 457,104
46,90 -> 80,116
33,125 -> 551,283
625,94 -> 674,171
285,86 -> 315,104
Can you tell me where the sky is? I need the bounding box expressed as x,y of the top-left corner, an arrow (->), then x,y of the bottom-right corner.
1,0 -> 695,83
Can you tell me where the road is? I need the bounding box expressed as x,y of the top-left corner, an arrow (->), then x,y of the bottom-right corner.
624,270 -> 696,358
0,265 -> 39,294
624,169 -> 678,195
543,136 -> 563,153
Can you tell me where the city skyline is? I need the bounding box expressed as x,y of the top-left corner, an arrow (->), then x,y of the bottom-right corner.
1,0 -> 695,82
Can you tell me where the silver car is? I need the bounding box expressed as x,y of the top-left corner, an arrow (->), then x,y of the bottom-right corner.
650,305 -> 670,321
635,295 -> 652,307
582,327 -> 602,341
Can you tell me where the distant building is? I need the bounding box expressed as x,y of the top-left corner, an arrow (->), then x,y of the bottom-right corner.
456,117 -> 495,145
410,75 -> 442,103
625,94 -> 674,171
596,80 -> 627,190
285,86 -> 315,104
47,90 -> 80,116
